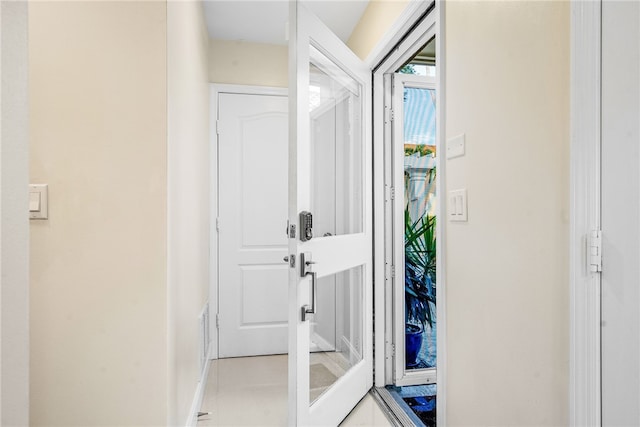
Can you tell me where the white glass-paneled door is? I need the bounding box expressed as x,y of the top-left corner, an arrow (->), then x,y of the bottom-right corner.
287,2 -> 373,425
392,73 -> 437,387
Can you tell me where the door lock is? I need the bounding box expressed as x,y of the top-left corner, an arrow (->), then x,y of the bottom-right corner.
299,211 -> 313,242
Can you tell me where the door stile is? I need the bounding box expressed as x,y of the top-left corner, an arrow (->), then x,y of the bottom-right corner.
287,1 -> 311,424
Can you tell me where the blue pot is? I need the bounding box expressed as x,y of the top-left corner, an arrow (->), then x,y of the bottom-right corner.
405,323 -> 423,368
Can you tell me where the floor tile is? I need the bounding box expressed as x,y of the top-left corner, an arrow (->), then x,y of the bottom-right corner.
340,394 -> 392,427
198,355 -> 391,427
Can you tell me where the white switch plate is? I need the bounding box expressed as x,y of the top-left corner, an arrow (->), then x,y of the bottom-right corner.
449,189 -> 467,222
447,134 -> 465,159
29,184 -> 48,220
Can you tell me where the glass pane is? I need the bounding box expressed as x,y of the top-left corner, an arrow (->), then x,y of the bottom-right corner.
403,87 -> 437,370
309,47 -> 363,237
309,265 -> 363,404
398,36 -> 436,77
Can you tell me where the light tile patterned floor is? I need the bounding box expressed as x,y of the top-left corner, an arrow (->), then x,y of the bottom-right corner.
197,355 -> 391,426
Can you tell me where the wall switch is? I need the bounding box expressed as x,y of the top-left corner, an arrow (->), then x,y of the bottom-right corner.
29,184 -> 48,220
447,134 -> 465,159
449,189 -> 467,222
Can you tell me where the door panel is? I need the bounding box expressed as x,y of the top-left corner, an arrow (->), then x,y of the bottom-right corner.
601,1 -> 640,425
218,92 -> 289,358
288,2 -> 373,425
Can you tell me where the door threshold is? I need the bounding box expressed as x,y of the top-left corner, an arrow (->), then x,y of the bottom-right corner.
371,387 -> 416,427
373,385 -> 436,427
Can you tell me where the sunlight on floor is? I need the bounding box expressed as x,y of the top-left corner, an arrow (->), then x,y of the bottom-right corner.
197,355 -> 391,426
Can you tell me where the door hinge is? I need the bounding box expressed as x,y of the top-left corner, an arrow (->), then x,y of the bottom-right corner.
215,313 -> 220,329
589,229 -> 602,272
390,187 -> 395,200
385,108 -> 395,123
215,120 -> 221,135
390,265 -> 396,278
391,343 -> 396,357
216,217 -> 220,232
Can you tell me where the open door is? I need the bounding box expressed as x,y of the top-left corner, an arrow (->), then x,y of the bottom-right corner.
392,73 -> 437,386
288,2 -> 373,425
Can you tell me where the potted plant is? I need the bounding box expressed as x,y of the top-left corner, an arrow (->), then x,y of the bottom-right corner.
404,208 -> 436,368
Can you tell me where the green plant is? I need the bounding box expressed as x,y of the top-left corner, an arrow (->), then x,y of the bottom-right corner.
404,207 -> 436,329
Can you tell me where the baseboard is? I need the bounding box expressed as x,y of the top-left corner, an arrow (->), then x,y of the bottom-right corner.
185,344 -> 213,427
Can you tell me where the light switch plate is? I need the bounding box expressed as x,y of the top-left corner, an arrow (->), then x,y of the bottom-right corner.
29,184 -> 48,220
447,134 -> 465,159
449,189 -> 467,222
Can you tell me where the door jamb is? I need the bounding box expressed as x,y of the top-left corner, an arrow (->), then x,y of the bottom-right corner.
569,1 -> 601,426
209,84 -> 288,360
370,1 -> 445,424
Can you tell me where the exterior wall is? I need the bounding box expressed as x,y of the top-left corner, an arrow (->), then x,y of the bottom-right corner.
29,2 -> 168,425
209,39 -> 287,87
167,1 -> 211,424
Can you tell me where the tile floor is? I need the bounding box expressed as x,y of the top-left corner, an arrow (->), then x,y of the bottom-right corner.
197,355 -> 391,426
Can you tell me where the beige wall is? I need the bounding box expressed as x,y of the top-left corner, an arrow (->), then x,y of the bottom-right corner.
347,0 -> 410,60
29,2 -> 168,425
348,1 -> 570,424
167,1 -> 210,425
209,39 -> 287,87
444,2 -> 569,425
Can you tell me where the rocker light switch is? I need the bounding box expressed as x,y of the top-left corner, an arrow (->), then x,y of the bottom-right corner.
449,189 -> 467,222
29,184 -> 48,220
29,192 -> 41,212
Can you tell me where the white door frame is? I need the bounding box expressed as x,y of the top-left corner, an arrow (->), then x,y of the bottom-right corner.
209,83 -> 288,360
370,0 -> 446,423
0,2 -> 30,424
570,1 -> 601,426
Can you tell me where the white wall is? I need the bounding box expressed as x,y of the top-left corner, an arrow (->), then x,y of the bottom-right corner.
29,2 -> 169,425
444,2 -> 569,424
209,39 -> 287,87
167,1 -> 211,424
0,1 -> 29,425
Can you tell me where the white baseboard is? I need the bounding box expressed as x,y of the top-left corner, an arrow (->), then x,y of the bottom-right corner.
185,344 -> 213,427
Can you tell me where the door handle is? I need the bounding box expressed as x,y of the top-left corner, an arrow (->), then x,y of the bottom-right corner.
301,271 -> 317,322
300,252 -> 316,321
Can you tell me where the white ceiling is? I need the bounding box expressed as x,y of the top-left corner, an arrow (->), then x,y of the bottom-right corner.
203,1 -> 370,45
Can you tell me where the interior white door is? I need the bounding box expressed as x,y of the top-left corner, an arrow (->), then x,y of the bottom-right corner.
218,91 -> 289,358
601,1 -> 640,425
288,3 -> 373,425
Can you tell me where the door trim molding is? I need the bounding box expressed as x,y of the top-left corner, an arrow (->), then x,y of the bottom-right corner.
570,1 -> 601,426
369,1 -> 445,425
209,83 -> 288,360
0,2 -> 30,424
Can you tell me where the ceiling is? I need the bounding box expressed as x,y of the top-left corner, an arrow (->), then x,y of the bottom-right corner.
203,1 -> 370,46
